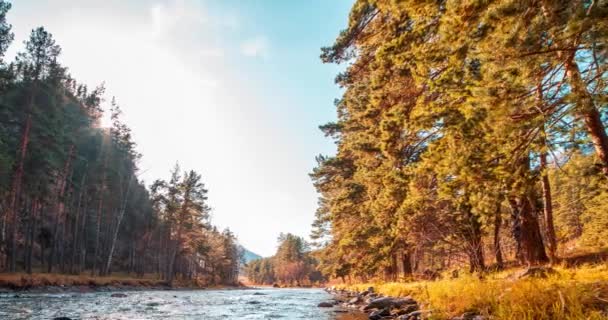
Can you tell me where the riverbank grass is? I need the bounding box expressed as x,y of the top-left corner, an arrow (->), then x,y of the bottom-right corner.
338,264 -> 608,320
0,272 -> 169,289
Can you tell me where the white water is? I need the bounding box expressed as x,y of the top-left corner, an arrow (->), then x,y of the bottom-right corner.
0,288 -> 362,319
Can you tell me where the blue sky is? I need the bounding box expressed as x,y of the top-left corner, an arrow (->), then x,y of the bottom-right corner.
6,0 -> 352,256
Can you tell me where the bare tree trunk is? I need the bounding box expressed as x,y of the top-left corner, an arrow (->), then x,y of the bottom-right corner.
401,251 -> 412,277
465,212 -> 485,273
48,144 -> 75,273
92,152 -> 108,276
24,198 -> 32,274
167,223 -> 182,284
539,139 -> 557,263
92,191 -> 103,276
78,189 -> 88,274
7,114 -> 32,272
104,174 -> 134,275
70,168 -> 87,273
493,201 -> 504,269
509,194 -> 548,265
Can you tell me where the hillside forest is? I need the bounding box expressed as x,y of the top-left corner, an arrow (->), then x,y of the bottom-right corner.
245,233 -> 325,287
0,1 -> 241,286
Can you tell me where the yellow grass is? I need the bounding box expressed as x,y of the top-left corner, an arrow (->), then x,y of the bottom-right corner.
337,264 -> 608,320
0,272 -> 169,289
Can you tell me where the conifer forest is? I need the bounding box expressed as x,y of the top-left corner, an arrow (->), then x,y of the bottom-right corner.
0,0 -> 608,319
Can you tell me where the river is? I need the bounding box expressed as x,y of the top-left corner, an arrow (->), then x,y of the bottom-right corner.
0,288 -> 366,319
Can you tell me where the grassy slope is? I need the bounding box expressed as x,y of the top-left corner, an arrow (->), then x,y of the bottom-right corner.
337,264 -> 608,320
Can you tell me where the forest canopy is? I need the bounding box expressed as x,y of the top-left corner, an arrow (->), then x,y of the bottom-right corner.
311,0 -> 608,281
0,1 -> 240,286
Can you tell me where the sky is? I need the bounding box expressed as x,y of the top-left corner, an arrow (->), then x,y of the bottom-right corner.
5,0 -> 352,256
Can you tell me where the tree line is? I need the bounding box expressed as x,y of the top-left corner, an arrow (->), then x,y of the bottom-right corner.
245,233 -> 324,286
0,1 -> 240,285
311,0 -> 607,281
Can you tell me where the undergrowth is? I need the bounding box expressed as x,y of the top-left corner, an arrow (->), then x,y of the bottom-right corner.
338,264 -> 608,320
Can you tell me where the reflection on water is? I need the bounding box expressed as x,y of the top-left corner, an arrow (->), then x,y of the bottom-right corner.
0,288 -> 364,319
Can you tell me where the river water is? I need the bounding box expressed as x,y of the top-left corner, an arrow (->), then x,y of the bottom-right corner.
0,288 -> 365,320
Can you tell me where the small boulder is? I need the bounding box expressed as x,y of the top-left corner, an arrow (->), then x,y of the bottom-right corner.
364,296 -> 416,311
110,293 -> 127,298
348,296 -> 362,305
318,301 -> 334,308
369,308 -> 390,320
399,310 -> 423,320
395,304 -> 418,315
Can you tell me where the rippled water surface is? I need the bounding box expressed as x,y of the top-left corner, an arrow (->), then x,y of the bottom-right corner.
0,288 -> 365,320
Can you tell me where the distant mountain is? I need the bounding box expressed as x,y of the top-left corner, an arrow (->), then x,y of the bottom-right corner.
240,246 -> 263,264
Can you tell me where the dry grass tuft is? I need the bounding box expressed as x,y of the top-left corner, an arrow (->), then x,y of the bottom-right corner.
338,264 -> 608,320
0,272 -> 168,289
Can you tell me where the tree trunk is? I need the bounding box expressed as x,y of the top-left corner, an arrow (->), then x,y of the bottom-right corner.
104,174 -> 134,275
167,224 -> 182,284
24,198 -> 33,274
540,1 -> 608,177
401,251 -> 412,277
92,192 -> 103,276
92,153 -> 108,276
7,114 -> 32,272
70,170 -> 87,273
565,60 -> 608,177
539,142 -> 557,263
466,215 -> 485,273
78,189 -> 88,274
509,194 -> 548,265
493,201 -> 504,269
48,144 -> 75,273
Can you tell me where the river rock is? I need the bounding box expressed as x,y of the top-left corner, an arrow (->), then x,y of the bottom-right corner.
52,318 -> 73,320
111,293 -> 127,298
348,295 -> 362,304
390,303 -> 418,317
363,296 -> 416,311
369,307 -> 390,320
318,301 -> 334,308
399,310 -> 423,320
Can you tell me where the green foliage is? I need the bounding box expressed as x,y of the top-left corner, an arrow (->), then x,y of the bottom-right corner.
245,233 -> 324,286
314,0 -> 608,281
0,6 -> 239,285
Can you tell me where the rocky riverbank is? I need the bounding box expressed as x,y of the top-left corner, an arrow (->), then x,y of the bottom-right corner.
321,286 -> 485,320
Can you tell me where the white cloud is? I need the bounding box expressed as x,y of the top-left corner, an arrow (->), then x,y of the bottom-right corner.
198,48 -> 224,58
240,36 -> 269,58
150,1 -> 207,38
